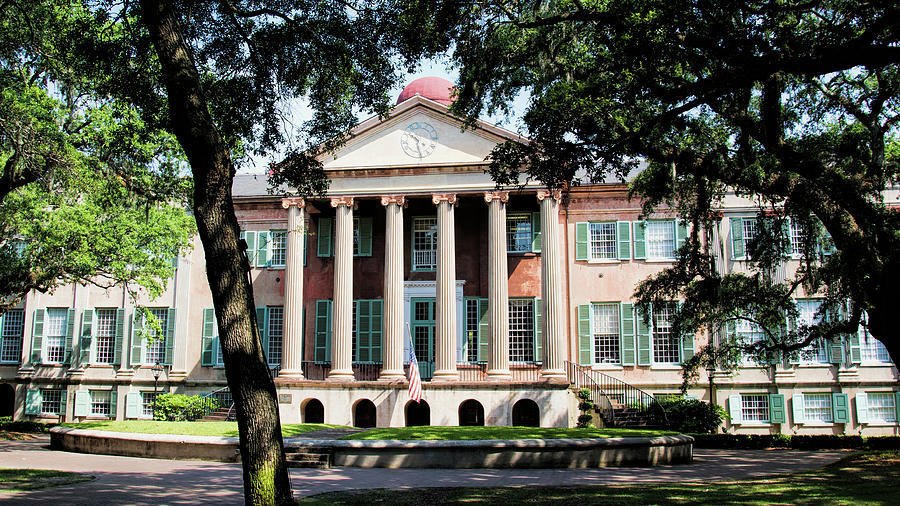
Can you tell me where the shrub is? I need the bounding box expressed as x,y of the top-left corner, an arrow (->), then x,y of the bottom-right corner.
867,436 -> 900,450
152,394 -> 221,421
658,398 -> 726,434
691,434 -> 884,450
0,417 -> 54,433
576,388 -> 595,428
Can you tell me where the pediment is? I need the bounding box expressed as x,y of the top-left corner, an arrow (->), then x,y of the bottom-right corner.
319,97 -> 525,170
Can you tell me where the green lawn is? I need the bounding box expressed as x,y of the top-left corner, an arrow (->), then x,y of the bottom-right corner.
300,450 -> 900,505
0,469 -> 94,491
61,421 -> 349,437
340,426 -> 676,440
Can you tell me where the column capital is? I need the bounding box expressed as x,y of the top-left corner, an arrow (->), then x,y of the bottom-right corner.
483,191 -> 509,203
432,193 -> 458,206
380,195 -> 407,207
281,197 -> 306,209
536,189 -> 562,202
330,196 -> 355,208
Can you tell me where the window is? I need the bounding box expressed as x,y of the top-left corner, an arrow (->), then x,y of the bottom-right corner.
509,299 -> 535,362
465,299 -> 480,363
590,222 -> 618,260
41,389 -> 63,415
741,394 -> 770,423
859,316 -> 891,363
90,390 -> 112,417
144,308 -> 169,365
592,303 -> 620,364
412,217 -> 437,270
789,219 -> 806,256
735,318 -> 766,364
267,306 -> 284,367
44,308 -> 68,363
142,392 -> 158,418
866,392 -> 897,423
0,309 -> 24,363
652,302 -> 679,364
269,230 -> 287,267
796,300 -> 829,364
803,393 -> 833,423
645,221 -> 676,259
730,216 -> 757,259
506,214 -> 532,253
95,309 -> 117,364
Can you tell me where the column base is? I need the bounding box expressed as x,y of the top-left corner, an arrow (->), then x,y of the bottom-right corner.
377,370 -> 405,381
431,370 -> 458,381
540,368 -> 566,378
278,368 -> 305,380
326,369 -> 354,381
486,369 -> 512,381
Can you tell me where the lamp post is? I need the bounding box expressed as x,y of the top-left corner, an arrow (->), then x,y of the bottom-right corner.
152,360 -> 164,417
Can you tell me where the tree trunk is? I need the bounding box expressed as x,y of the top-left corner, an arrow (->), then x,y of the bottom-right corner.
139,1 -> 292,503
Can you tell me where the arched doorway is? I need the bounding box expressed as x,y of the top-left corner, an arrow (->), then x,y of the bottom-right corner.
512,399 -> 540,427
302,398 -> 324,423
458,399 -> 484,426
0,384 -> 14,418
405,400 -> 430,426
353,399 -> 376,428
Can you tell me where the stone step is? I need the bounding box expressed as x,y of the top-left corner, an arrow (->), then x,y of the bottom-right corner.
285,452 -> 331,469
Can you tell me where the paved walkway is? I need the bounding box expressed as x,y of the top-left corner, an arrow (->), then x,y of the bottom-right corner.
0,436 -> 848,505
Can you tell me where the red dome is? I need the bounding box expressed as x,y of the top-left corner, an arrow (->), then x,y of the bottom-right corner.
396,77 -> 456,106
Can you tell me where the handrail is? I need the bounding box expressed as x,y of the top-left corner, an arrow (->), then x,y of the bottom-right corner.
565,361 -> 615,425
177,385 -> 232,421
564,361 -> 669,428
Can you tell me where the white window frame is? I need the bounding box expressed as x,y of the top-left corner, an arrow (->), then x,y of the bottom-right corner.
651,302 -> 680,365
803,392 -> 834,424
865,392 -> 897,424
267,306 -> 284,367
741,394 -> 770,424
589,222 -> 618,261
90,390 -> 112,417
94,309 -> 117,364
141,392 -> 158,418
0,309 -> 24,364
508,298 -> 535,363
465,298 -> 480,363
44,308 -> 68,364
592,303 -> 620,365
412,216 -> 437,271
506,214 -> 533,253
795,300 -> 829,365
859,313 -> 891,363
645,220 -> 677,260
40,389 -> 63,416
269,230 -> 287,268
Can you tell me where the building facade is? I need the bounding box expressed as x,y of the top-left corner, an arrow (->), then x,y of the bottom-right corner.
1,78 -> 897,434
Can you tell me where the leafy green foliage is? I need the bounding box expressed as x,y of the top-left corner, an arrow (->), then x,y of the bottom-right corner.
0,417 -> 54,433
61,420 -> 349,437
151,394 -> 221,422
576,388 -> 595,428
656,398 -> 725,434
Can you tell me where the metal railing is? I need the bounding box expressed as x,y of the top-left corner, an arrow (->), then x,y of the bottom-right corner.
565,361 -> 669,428
299,361 -> 545,383
178,385 -> 233,421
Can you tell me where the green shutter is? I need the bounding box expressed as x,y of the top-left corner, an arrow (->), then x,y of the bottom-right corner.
636,306 -> 652,366
256,231 -> 270,267
533,298 -> 542,362
317,218 -> 333,257
74,391 -> 90,417
575,222 -> 589,261
59,388 -> 67,417
109,387 -> 118,419
303,229 -> 308,267
730,217 -> 744,259
829,338 -> 845,365
728,395 -> 742,424
63,308 -> 75,365
80,310 -> 94,366
201,308 -> 215,366
725,319 -> 736,341
256,307 -> 268,362
113,309 -> 125,366
243,231 -> 257,266
477,298 -> 489,362
832,392 -> 850,423
679,302 -> 694,363
124,392 -> 141,419
164,309 -> 175,365
31,309 -> 44,365
356,300 -> 370,362
531,211 -> 542,253
792,393 -> 805,424
25,389 -> 41,415
769,394 -> 786,423
130,313 -> 142,366
676,220 -> 688,253
632,221 -> 647,260
855,393 -> 869,424
895,392 -> 900,423
371,299 -> 383,363
617,221 -> 631,260
849,328 -> 862,364
577,304 -> 592,366
357,217 -> 373,257
314,300 -> 332,362
620,303 -> 635,366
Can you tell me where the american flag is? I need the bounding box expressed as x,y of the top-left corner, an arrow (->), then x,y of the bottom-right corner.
407,341 -> 422,403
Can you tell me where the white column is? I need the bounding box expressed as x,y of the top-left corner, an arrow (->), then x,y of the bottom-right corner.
328,197 -> 354,380
379,195 -> 406,380
538,189 -> 566,377
432,193 -> 458,381
279,197 -> 306,379
485,191 -> 511,379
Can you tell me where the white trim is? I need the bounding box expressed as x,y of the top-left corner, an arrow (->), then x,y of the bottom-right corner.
403,280 -> 466,363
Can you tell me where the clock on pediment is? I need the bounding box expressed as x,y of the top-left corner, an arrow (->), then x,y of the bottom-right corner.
400,121 -> 438,158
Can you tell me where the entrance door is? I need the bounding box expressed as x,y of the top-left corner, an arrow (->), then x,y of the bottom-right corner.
410,297 -> 435,380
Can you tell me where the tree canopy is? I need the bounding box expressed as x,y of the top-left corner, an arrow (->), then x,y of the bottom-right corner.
0,0 -> 194,312
443,0 -> 900,369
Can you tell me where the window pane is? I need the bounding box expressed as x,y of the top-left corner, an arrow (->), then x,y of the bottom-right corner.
95,309 -> 117,364
90,390 -> 111,417
789,220 -> 805,256
804,393 -> 833,423
45,309 -> 67,363
413,217 -> 437,270
741,394 -> 769,423
589,222 -> 617,259
652,302 -> 679,364
270,230 -> 287,266
142,392 -> 158,417
508,299 -> 534,362
267,307 -> 284,367
646,221 -> 675,259
796,300 -> 828,363
144,309 -> 169,364
592,303 -> 620,364
466,299 -> 480,363
868,392 -> 896,423
0,309 -> 24,363
41,389 -> 62,415
506,215 -> 532,252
